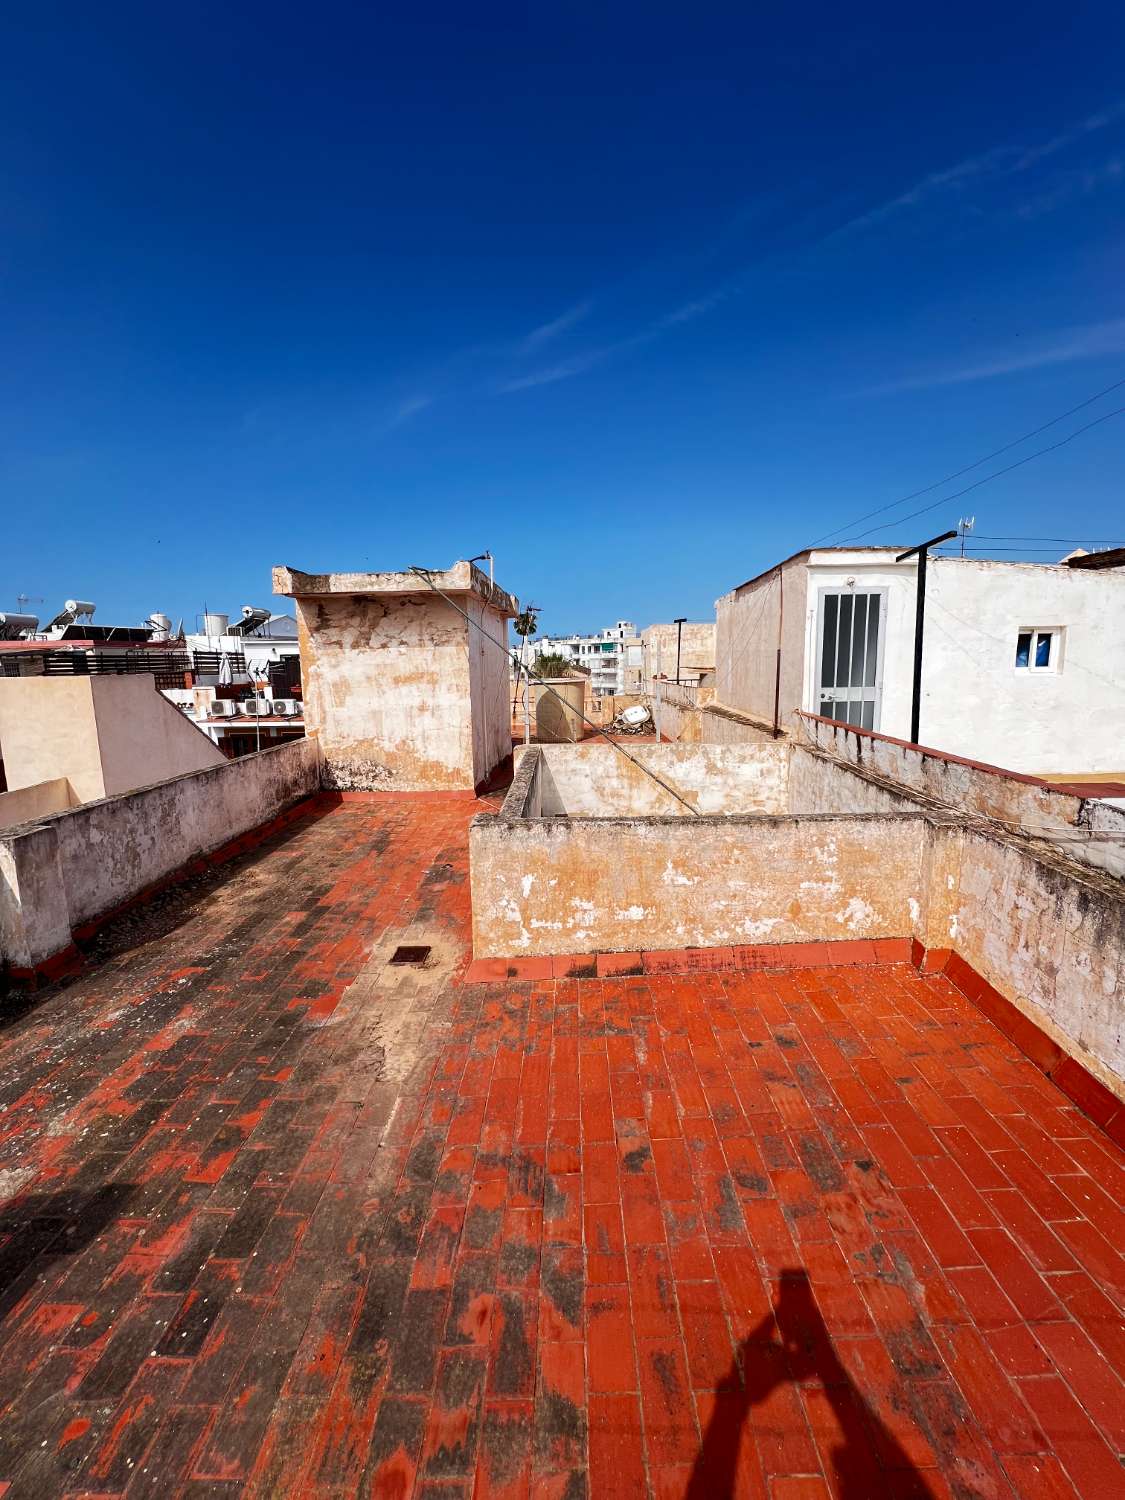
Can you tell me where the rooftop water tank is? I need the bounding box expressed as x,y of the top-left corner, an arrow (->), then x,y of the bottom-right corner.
203,612 -> 229,637
66,599 -> 96,619
0,612 -> 40,637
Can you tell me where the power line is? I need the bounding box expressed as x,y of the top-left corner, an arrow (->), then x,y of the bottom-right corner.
407,566 -> 702,816
808,373 -> 1125,548
839,402 -> 1125,543
934,545 -> 1103,554
969,534 -> 1125,543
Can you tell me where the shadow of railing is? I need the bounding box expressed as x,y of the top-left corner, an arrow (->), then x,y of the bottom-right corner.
686,1268 -> 938,1498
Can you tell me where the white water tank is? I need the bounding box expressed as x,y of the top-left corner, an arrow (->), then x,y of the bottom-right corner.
66,599 -> 96,619
0,612 -> 40,635
149,612 -> 172,640
203,612 -> 229,637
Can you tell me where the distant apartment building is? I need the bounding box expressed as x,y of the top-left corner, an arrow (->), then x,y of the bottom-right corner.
535,621 -> 643,696
712,547 -> 1125,776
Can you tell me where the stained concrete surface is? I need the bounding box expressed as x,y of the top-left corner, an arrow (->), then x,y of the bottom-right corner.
0,796 -> 1122,1497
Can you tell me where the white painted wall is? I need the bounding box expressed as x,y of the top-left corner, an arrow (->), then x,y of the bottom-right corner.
920,559 -> 1125,774
798,551 -> 918,738
719,550 -> 1125,775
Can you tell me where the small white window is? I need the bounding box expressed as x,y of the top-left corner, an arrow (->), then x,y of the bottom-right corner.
1015,628 -> 1061,673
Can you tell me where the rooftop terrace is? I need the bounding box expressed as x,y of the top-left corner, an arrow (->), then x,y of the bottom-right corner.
1,794 -> 1122,1499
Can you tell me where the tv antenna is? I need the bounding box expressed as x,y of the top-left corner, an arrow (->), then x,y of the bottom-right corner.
958,517 -> 975,557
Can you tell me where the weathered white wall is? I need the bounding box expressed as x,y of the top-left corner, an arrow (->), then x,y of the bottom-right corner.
919,559 -> 1125,774
642,621 -> 717,676
527,742 -> 791,817
0,778 -> 76,832
0,676 -> 223,803
715,556 -> 809,726
918,820 -> 1125,1102
294,592 -> 476,791
471,809 -> 924,956
795,715 -> 1125,879
466,595 -> 513,782
700,702 -> 782,746
0,737 -> 322,970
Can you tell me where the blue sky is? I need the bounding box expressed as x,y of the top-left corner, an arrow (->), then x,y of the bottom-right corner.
3,3 -> 1125,636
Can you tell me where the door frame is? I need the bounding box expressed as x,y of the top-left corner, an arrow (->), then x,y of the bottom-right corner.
812,586 -> 888,731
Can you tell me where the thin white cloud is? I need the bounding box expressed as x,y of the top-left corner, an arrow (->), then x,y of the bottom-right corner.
829,99 -> 1125,240
866,318 -> 1125,393
1016,156 -> 1124,219
377,393 -> 433,433
520,300 -> 593,352
1012,100 -> 1125,170
499,348 -> 617,392
500,285 -> 738,394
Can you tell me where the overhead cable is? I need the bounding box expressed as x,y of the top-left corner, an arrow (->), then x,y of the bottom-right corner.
408,567 -> 702,816
808,373 -> 1125,548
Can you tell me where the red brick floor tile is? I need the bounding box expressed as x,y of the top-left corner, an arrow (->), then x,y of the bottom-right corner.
588,1392 -> 646,1499
1000,1452 -> 1084,1500
476,1398 -> 533,1499
586,1284 -> 637,1394
677,1279 -> 737,1391
637,1336 -> 700,1467
1032,1318 -> 1125,1450
1016,1374 -> 1124,1496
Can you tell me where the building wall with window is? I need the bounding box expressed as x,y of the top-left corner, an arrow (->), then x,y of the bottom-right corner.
921,558 -> 1125,774
535,622 -> 640,696
715,550 -> 1124,774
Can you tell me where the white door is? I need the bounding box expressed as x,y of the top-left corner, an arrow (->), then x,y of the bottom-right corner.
816,589 -> 885,730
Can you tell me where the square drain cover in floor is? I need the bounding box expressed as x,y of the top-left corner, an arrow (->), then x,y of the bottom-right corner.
390,945 -> 431,965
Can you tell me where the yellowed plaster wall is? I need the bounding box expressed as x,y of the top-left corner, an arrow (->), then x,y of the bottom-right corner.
466,595 -> 513,783
0,778 -> 77,832
90,675 -> 224,795
0,678 -> 105,800
715,559 -> 808,726
938,824 -> 1125,1101
296,592 -> 476,790
471,812 -> 924,956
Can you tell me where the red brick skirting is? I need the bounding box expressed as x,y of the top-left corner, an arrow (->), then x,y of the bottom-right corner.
466,937 -> 1125,1148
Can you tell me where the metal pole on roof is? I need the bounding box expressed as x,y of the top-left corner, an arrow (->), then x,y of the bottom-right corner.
896,529 -> 958,745
772,566 -> 784,740
673,618 -> 686,685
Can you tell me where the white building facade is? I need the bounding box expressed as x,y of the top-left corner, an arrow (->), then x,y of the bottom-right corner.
535,621 -> 643,696
715,549 -> 1125,776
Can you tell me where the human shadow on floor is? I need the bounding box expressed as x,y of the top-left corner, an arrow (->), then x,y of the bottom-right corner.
0,1183 -> 134,1324
685,1268 -> 937,1498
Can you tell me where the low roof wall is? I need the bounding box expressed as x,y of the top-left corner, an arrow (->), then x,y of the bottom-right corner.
796,712 -> 1125,878
1,737 -> 322,974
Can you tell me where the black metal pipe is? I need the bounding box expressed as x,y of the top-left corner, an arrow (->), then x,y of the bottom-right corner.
896,530 -> 957,745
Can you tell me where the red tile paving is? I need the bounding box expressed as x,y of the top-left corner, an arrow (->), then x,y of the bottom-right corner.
0,793 -> 1123,1498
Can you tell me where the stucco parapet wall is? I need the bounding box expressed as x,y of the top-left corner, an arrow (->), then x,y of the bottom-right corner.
272,562 -> 519,617
0,737 -> 322,973
795,712 -> 1125,879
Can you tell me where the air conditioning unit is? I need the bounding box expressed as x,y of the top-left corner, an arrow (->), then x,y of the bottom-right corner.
210,700 -> 237,718
239,699 -> 272,717
272,698 -> 299,716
